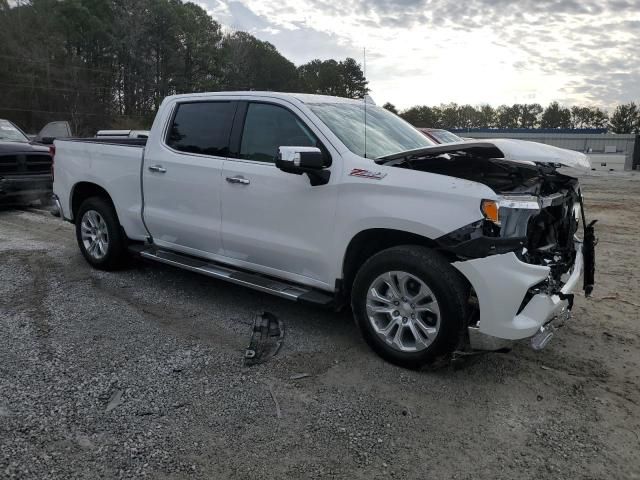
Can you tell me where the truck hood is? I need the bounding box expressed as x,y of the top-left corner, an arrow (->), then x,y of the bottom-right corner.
0,140 -> 50,155
379,138 -> 591,170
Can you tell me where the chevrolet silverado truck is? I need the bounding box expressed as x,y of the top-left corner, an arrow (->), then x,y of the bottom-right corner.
52,92 -> 596,369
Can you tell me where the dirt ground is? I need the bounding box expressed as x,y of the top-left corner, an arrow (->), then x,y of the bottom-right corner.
1,171 -> 639,480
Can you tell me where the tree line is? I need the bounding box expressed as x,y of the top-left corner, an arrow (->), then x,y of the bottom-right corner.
383,101 -> 640,134
0,0 -> 367,134
1,0 -> 637,136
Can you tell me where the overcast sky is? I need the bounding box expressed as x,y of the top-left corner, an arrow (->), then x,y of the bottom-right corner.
197,0 -> 640,110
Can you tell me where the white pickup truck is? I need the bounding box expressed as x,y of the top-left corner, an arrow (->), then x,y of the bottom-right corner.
52,92 -> 596,368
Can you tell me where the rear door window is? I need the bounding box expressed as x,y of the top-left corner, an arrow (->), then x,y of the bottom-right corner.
167,101 -> 236,156
239,103 -> 318,162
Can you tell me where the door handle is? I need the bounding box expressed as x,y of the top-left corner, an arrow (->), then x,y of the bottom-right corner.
226,176 -> 250,185
148,165 -> 167,173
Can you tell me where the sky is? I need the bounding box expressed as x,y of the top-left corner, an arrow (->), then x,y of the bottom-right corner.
196,0 -> 640,110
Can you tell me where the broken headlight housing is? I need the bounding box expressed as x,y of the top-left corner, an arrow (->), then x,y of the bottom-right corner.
481,196 -> 541,236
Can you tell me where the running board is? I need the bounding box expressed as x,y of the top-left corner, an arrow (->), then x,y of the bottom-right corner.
135,247 -> 334,307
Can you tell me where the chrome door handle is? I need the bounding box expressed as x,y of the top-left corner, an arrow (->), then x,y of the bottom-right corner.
148,165 -> 167,173
226,176 -> 250,185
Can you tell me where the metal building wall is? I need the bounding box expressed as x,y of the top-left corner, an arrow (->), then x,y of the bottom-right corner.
459,132 -> 638,171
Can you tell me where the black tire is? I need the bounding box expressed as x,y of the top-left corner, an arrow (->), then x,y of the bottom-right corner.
75,196 -> 127,270
351,245 -> 467,369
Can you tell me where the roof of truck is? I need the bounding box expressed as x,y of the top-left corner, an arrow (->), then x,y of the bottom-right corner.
166,91 -> 366,106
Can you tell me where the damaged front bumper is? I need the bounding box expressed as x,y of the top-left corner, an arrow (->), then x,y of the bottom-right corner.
453,241 -> 585,350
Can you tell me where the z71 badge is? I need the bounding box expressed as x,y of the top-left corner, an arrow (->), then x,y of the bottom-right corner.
349,168 -> 387,180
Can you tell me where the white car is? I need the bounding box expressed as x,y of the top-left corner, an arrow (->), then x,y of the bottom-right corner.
52,92 -> 596,369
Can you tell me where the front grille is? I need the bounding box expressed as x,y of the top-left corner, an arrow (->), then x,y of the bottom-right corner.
0,154 -> 52,176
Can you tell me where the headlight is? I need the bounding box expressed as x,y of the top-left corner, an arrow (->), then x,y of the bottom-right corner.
481,196 -> 541,226
480,199 -> 500,224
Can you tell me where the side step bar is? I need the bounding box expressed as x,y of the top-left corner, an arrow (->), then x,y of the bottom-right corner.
133,247 -> 334,307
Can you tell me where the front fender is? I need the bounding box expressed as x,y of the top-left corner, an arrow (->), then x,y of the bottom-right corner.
332,162 -> 497,280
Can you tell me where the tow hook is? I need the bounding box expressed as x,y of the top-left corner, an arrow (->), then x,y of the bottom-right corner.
530,307 -> 571,351
530,325 -> 554,351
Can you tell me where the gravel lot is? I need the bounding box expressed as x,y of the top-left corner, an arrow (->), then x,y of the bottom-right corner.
1,172 -> 639,479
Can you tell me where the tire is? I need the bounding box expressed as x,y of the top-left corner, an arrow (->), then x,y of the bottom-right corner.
75,196 -> 127,270
351,245 -> 467,369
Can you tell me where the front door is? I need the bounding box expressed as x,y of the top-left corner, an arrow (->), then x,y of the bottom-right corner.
142,100 -> 237,257
220,101 -> 339,288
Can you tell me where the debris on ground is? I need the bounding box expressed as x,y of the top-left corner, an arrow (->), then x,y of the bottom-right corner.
105,389 -> 124,412
266,382 -> 282,419
244,312 -> 284,366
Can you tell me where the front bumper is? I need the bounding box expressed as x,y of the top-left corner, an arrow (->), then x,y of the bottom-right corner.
453,242 -> 584,347
0,174 -> 52,200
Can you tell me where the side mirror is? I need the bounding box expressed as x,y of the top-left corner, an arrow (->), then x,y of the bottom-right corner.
276,146 -> 326,169
276,146 -> 330,186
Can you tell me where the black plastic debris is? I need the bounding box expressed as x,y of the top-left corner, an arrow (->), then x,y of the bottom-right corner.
244,312 -> 284,366
583,219 -> 598,297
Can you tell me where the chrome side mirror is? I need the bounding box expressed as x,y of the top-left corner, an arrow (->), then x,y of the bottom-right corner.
276,146 -> 330,186
276,146 -> 325,169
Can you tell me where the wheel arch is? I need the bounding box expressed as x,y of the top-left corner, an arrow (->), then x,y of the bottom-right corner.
341,228 -> 456,296
70,182 -> 116,221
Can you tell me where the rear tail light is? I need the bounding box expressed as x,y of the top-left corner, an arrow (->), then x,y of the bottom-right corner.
49,145 -> 55,181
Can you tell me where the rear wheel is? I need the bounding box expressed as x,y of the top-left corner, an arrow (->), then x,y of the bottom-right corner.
75,197 -> 127,270
351,246 -> 467,369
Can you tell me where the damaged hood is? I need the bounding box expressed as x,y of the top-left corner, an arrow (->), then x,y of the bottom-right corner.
380,138 -> 591,170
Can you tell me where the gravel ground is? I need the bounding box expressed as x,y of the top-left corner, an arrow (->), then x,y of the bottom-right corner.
1,172 -> 639,479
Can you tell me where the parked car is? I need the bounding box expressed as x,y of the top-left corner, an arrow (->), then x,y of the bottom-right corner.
30,121 -> 73,145
52,92 -> 595,369
418,128 -> 464,144
0,119 -> 54,205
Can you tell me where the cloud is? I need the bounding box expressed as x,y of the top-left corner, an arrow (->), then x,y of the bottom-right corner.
198,0 -> 640,109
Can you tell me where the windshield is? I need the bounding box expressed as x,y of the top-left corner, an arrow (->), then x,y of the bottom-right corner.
308,103 -> 434,158
429,130 -> 463,144
0,119 -> 29,143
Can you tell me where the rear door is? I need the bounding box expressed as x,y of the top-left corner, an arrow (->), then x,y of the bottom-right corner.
220,100 -> 339,288
142,100 -> 237,257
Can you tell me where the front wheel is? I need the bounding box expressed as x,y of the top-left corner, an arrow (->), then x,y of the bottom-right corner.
351,246 -> 467,369
75,196 -> 127,270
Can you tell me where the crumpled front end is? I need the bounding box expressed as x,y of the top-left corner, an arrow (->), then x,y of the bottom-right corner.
380,140 -> 596,350
453,244 -> 583,343
438,179 -> 596,350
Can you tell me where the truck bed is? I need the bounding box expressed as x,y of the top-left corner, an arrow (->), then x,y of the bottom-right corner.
53,138 -> 148,241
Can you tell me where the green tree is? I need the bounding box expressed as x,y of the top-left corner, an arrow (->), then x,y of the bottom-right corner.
477,105 -> 496,128
221,31 -> 299,92
458,104 -> 482,129
516,103 -> 542,128
496,105 -> 519,128
588,107 -> 609,129
541,102 -> 571,128
400,105 -> 441,127
609,103 -> 639,134
382,102 -> 398,114
570,106 -> 590,128
298,57 -> 367,98
337,57 -> 368,98
439,103 -> 460,129
174,2 -> 224,94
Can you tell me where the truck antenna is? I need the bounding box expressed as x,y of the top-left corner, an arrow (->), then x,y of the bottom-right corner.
363,47 -> 367,159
